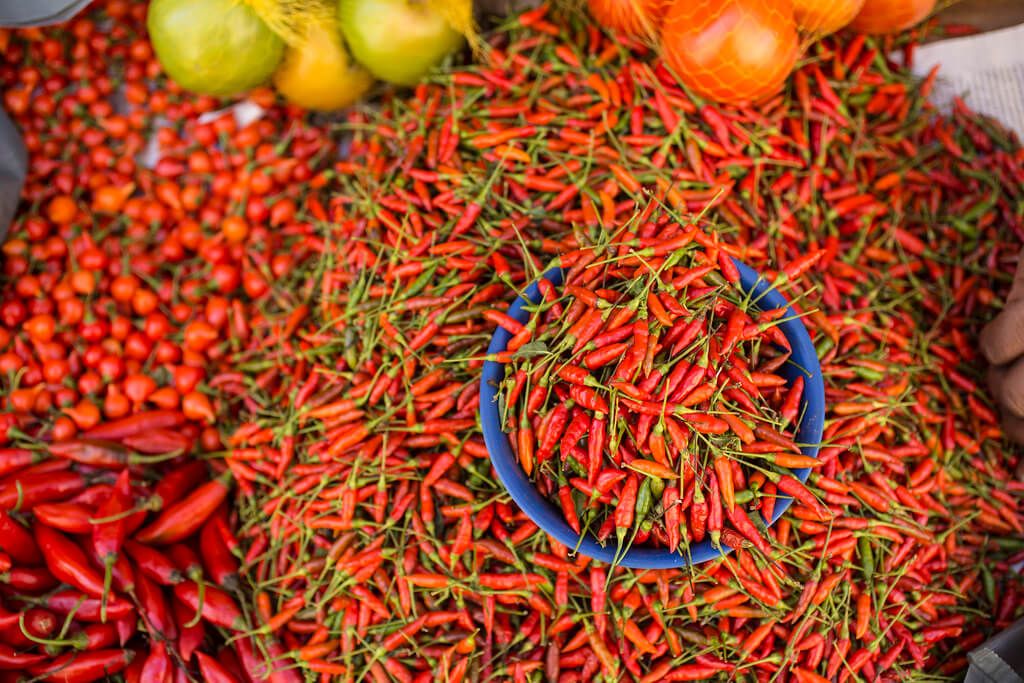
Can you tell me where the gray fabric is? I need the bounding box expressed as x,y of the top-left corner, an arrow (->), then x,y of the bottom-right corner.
0,108 -> 25,244
0,0 -> 93,244
969,618 -> 1024,683
969,648 -> 1024,683
0,0 -> 92,27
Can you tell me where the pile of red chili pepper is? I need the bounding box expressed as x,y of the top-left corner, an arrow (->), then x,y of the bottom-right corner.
0,1 -> 342,680
219,5 -> 1024,681
0,0 -> 1022,681
497,230 -> 825,557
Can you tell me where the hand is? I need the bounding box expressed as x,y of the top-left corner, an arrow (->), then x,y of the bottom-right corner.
981,247 -> 1024,465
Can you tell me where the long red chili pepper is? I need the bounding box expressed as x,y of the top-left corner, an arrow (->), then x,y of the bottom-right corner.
135,471 -> 231,545
28,648 -> 134,681
173,581 -> 245,630
33,520 -> 109,599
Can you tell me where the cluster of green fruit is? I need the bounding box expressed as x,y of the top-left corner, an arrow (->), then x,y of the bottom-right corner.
147,0 -> 470,110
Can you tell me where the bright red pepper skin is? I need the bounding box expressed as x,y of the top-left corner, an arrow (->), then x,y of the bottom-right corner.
0,510 -> 44,565
28,648 -> 134,681
46,591 -> 135,623
200,515 -> 240,590
135,572 -> 177,641
196,651 -> 242,683
93,470 -> 132,599
0,642 -> 48,669
140,640 -> 173,683
153,460 -> 208,508
173,596 -> 206,663
81,410 -> 185,440
33,520 -> 109,599
124,540 -> 184,586
0,471 -> 85,510
136,471 -> 231,546
173,581 -> 245,630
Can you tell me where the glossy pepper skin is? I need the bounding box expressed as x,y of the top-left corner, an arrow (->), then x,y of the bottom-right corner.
136,471 -> 231,545
33,520 -> 109,599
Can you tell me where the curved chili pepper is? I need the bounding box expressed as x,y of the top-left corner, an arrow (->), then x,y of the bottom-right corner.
34,502 -> 94,534
0,643 -> 47,670
0,448 -> 46,477
49,440 -> 132,468
81,410 -> 185,440
196,651 -> 242,683
136,471 -> 231,546
172,581 -> 245,630
93,470 -> 131,601
172,595 -> 206,663
0,471 -> 85,510
28,648 -> 133,681
152,460 -> 208,508
140,640 -> 173,682
135,571 -> 177,641
200,516 -> 239,589
33,520 -> 108,599
0,509 -> 43,565
0,569 -> 58,593
124,540 -> 183,586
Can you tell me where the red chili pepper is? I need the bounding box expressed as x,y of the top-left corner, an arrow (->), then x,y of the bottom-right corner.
81,410 -> 185,440
124,540 -> 183,585
196,651 -> 242,683
46,590 -> 134,623
29,649 -> 134,682
200,515 -> 240,589
690,485 -> 708,543
724,505 -> 770,555
707,474 -> 723,548
614,474 -> 639,544
173,581 -> 245,630
135,571 -> 176,640
33,520 -> 109,599
136,471 -> 231,545
173,595 -> 206,663
93,469 -> 131,595
0,509 -> 43,564
0,448 -> 46,477
0,470 -> 85,510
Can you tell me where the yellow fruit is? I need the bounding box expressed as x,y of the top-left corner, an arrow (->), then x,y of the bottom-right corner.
273,18 -> 374,111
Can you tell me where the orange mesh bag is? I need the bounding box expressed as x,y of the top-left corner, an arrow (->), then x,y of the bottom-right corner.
587,0 -> 670,40
660,0 -> 798,105
849,0 -> 937,35
791,0 -> 865,36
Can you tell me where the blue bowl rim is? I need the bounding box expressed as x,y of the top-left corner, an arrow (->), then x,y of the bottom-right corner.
479,259 -> 826,569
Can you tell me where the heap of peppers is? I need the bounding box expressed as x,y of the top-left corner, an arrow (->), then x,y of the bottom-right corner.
498,229 -> 825,558
0,2 -> 339,680
0,0 -> 1021,682
219,6 -> 1024,682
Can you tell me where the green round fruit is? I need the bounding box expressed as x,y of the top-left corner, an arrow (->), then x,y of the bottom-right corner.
147,0 -> 285,97
338,0 -> 463,86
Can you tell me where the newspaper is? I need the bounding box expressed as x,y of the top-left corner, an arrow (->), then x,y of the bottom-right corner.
910,21 -> 1024,138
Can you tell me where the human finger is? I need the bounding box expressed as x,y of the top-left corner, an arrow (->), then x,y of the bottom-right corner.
980,298 -> 1024,366
1006,246 -> 1024,303
1004,413 -> 1024,449
989,360 -> 1024,420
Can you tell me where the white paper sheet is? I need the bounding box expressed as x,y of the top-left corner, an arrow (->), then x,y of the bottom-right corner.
910,22 -> 1024,138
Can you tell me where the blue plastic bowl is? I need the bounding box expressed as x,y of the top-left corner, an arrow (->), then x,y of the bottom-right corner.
479,260 -> 825,569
